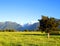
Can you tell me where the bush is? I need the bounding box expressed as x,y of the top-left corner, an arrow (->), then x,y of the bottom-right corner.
24,29 -> 29,32
50,31 -> 60,35
0,29 -> 16,32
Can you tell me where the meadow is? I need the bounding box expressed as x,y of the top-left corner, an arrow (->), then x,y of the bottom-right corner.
0,32 -> 60,46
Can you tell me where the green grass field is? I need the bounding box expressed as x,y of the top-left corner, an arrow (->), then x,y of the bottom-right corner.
0,32 -> 60,46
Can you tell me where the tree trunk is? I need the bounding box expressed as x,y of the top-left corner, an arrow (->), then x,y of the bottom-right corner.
48,33 -> 50,38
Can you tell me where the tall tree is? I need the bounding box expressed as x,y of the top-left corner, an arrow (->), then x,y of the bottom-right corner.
38,16 -> 59,38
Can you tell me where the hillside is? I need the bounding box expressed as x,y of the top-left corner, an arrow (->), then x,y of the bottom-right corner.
0,21 -> 22,30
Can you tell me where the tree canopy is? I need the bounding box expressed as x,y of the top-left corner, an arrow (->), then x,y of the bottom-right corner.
38,16 -> 59,33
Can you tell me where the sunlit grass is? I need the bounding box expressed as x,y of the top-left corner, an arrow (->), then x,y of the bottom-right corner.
0,32 -> 60,46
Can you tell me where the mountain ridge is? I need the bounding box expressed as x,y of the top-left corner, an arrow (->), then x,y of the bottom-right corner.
0,21 -> 39,31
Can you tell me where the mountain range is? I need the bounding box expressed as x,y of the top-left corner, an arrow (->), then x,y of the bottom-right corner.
0,21 -> 39,31
0,19 -> 60,31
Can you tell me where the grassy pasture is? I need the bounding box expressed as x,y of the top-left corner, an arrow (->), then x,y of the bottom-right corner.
0,32 -> 60,46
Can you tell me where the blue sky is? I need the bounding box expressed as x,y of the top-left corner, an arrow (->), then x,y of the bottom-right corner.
0,0 -> 60,25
